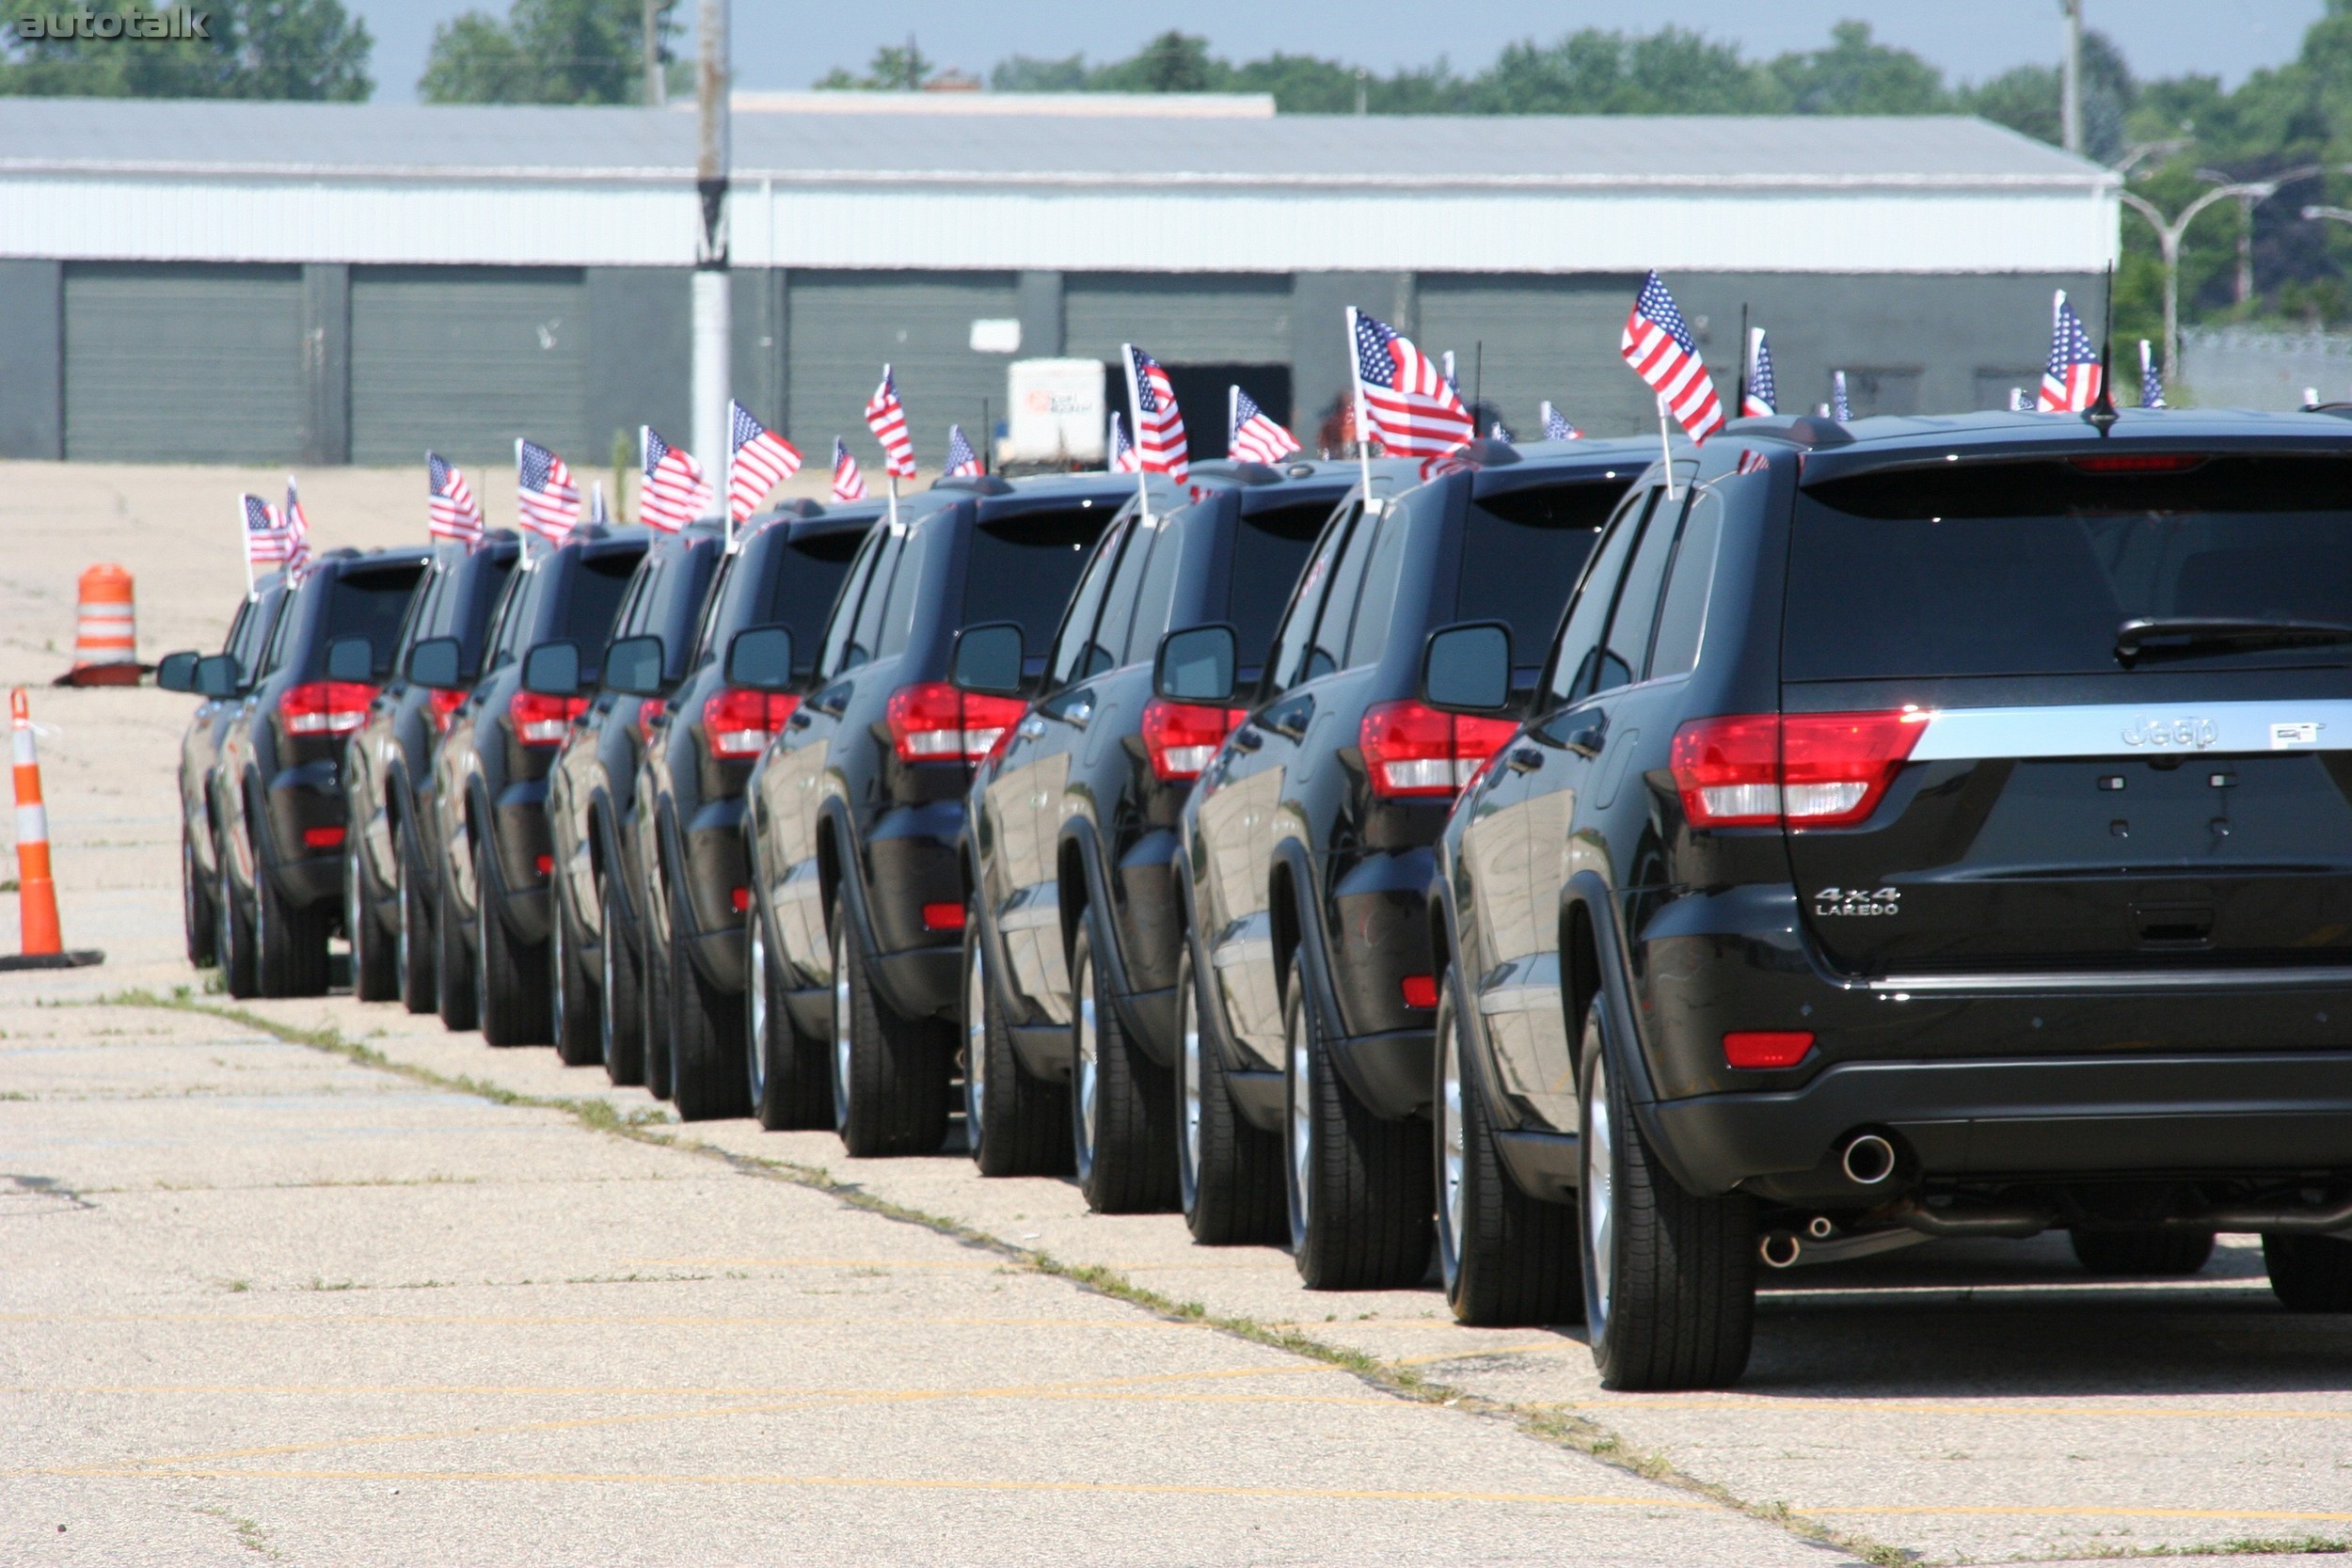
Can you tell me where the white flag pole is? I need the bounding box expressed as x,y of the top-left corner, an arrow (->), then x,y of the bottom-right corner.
1228,383 -> 1240,463
1344,308 -> 1374,510
1656,394 -> 1678,501
237,495 -> 254,597
1120,343 -> 1152,528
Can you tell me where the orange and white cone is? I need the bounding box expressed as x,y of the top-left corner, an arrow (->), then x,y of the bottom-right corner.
11,689 -> 60,957
60,563 -> 142,688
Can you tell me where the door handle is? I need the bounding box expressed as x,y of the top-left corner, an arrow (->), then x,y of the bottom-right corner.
1506,746 -> 1543,774
1562,715 -> 1608,757
1230,727 -> 1263,752
1017,716 -> 1047,741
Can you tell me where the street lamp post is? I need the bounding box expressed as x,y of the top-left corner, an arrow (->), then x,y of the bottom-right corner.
2121,180 -> 2280,386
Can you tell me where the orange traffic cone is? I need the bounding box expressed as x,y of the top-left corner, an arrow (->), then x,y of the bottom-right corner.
56,563 -> 143,687
0,689 -> 101,971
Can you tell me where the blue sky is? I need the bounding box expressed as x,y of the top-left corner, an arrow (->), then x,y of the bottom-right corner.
352,2 -> 2323,103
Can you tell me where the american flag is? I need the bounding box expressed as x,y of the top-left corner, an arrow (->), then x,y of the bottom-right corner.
427,452 -> 484,546
1736,449 -> 1770,476
1122,343 -> 1189,483
1622,273 -> 1724,440
2139,339 -> 2166,409
1441,350 -> 1459,400
830,437 -> 866,502
242,493 -> 292,566
1831,371 -> 1852,423
1742,328 -> 1776,419
516,438 -> 580,546
2038,290 -> 2103,414
1107,412 -> 1140,474
729,401 -> 803,524
1351,309 -> 1473,459
943,424 -> 981,478
1540,401 -> 1581,441
1228,386 -> 1299,465
1488,419 -> 1515,442
281,475 -> 311,574
640,426 -> 712,532
865,365 -> 918,480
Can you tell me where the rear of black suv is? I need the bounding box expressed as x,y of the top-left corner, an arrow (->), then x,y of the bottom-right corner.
1432,409 -> 2352,1392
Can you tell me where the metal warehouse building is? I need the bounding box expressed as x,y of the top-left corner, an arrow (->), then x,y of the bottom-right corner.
0,95 -> 2117,467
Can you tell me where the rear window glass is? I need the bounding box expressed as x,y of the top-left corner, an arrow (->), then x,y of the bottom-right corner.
961,505 -> 1114,649
1456,482 -> 1620,668
702,528 -> 866,673
1227,502 -> 1328,661
1788,457 -> 2352,679
563,551 -> 641,651
323,564 -> 426,675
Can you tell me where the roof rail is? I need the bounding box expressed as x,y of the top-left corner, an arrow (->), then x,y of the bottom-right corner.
1722,413 -> 1854,449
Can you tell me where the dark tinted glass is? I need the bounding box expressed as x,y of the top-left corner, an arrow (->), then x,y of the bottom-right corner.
1345,503 -> 1411,668
484,563 -> 536,670
877,524 -> 930,659
1548,491 -> 1652,704
453,555 -> 516,672
820,531 -> 886,677
1597,494 -> 1684,692
1789,458 -> 2352,679
962,505 -> 1115,651
1307,504 -> 1379,679
397,565 -> 448,653
1647,492 -> 1723,681
228,588 -> 280,681
321,563 -> 426,675
1225,502 -> 1327,663
563,551 -> 640,652
764,534 -> 866,670
846,533 -> 905,669
1456,482 -> 1617,673
1049,523 -> 1125,686
647,540 -> 722,677
1124,518 -> 1185,665
1090,517 -> 1161,673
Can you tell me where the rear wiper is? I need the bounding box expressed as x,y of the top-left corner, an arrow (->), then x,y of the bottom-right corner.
2115,616 -> 2352,666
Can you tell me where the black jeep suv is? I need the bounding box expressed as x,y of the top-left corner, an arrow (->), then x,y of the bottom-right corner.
1175,441 -> 1642,1287
1430,408 -> 2352,1391
744,473 -> 1159,1157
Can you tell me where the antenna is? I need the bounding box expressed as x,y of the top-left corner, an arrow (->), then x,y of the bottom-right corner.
1737,303 -> 1749,419
2085,261 -> 2120,434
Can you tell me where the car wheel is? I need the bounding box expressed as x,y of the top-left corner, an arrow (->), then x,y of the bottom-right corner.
474,833 -> 550,1047
599,871 -> 644,1086
395,818 -> 437,1016
1436,969 -> 1582,1325
347,840 -> 399,1003
1578,996 -> 1756,1390
215,834 -> 258,1000
1283,951 -> 1432,1290
550,868 -> 602,1066
2264,1232 -> 2352,1310
964,911 -> 1071,1176
829,890 -> 953,1158
2070,1227 -> 2215,1276
668,876 -> 750,1122
182,826 -> 217,969
254,838 -> 331,999
434,840 -> 478,1033
641,874 -> 674,1100
1176,939 -> 1283,1245
748,894 -> 831,1130
1071,919 -> 1175,1213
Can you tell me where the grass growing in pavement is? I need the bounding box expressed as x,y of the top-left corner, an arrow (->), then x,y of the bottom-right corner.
106,988 -> 1919,1564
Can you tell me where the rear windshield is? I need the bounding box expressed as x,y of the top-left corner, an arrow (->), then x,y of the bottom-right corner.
564,551 -> 641,651
1455,481 -> 1620,657
961,506 -> 1114,647
1226,502 -> 1328,660
453,556 -> 516,668
1788,457 -> 2352,679
765,533 -> 866,669
323,564 -> 426,676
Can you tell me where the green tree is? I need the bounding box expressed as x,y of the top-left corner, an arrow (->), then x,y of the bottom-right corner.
0,0 -> 372,99
1467,27 -> 1774,114
1767,21 -> 1947,116
421,0 -> 675,105
816,38 -> 932,90
1089,30 -> 1215,93
989,53 -> 1086,92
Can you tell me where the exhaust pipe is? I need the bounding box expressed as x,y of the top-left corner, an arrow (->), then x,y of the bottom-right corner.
1841,1132 -> 1897,1186
1806,1214 -> 1836,1241
1759,1231 -> 1803,1269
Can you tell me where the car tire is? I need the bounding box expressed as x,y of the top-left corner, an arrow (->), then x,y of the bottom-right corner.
830,891 -> 952,1158
215,836 -> 258,1000
965,912 -> 1072,1176
254,839 -> 331,999
748,895 -> 831,1131
394,818 -> 437,1016
1579,996 -> 1756,1391
474,834 -> 550,1047
182,827 -> 217,969
2263,1232 -> 2352,1310
1283,951 -> 1433,1290
599,871 -> 644,1086
2070,1227 -> 2215,1276
346,840 -> 399,1003
669,878 -> 750,1122
1071,920 -> 1175,1212
641,877 -> 674,1101
435,843 -> 478,1033
1437,970 -> 1583,1325
1176,939 -> 1283,1245
549,869 -> 602,1067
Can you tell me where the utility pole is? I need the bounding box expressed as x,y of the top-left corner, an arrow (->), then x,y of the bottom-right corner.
2122,179 -> 2280,388
691,0 -> 729,520
641,0 -> 665,108
2059,0 -> 2084,157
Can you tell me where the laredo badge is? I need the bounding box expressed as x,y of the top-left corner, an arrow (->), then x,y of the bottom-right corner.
1815,885 -> 1899,917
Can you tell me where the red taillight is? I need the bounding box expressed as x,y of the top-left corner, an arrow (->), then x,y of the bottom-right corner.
1670,711 -> 1926,829
1359,700 -> 1519,800
509,689 -> 589,747
278,680 -> 375,738
427,686 -> 467,735
302,825 -> 345,849
1400,974 -> 1438,1010
922,901 -> 966,931
2070,452 -> 2206,474
1140,697 -> 1248,783
533,853 -> 553,877
885,682 -> 1026,765
1724,1030 -> 1815,1069
729,886 -> 751,914
702,687 -> 801,761
635,697 -> 667,747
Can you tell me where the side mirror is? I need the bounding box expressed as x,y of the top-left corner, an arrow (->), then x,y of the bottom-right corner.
724,626 -> 796,692
949,622 -> 1025,698
522,639 -> 582,698
602,634 -> 665,696
155,650 -> 200,693
1153,624 -> 1238,705
326,636 -> 374,684
1421,622 -> 1513,714
193,653 -> 241,699
406,636 -> 463,690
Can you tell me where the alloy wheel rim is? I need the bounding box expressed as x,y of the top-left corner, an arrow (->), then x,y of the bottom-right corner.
1073,954 -> 1099,1173
831,923 -> 852,1132
599,883 -> 618,1066
1288,1014 -> 1312,1239
395,849 -> 411,989
1439,1006 -> 1466,1275
473,848 -> 490,1023
345,854 -> 362,978
1585,1054 -> 1616,1333
746,913 -> 768,1103
1177,959 -> 1201,1193
963,937 -> 987,1153
551,892 -> 568,1040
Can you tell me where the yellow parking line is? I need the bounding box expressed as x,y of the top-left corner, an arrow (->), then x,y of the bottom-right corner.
1563,1399 -> 2352,1421
1808,1502 -> 2352,1524
0,1312 -> 1208,1330
8,1384 -> 1388,1407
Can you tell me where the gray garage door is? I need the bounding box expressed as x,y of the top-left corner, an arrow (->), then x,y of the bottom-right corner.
351,267 -> 587,466
1063,274 -> 1293,367
787,271 -> 1018,475
63,263 -> 306,462
1416,275 -> 1654,440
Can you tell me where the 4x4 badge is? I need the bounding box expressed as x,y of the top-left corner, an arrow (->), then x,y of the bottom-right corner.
1815,886 -> 1899,917
2122,716 -> 2218,750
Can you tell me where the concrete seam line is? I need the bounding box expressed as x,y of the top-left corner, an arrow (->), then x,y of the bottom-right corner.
104,990 -> 1912,1568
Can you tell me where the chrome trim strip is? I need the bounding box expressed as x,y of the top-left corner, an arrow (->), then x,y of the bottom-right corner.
1867,966 -> 2352,994
1907,701 -> 2352,762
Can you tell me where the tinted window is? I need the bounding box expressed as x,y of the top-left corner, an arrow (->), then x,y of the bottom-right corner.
1596,493 -> 1683,695
700,527 -> 866,673
1457,481 -> 1617,674
820,531 -> 886,678
1226,501 -> 1327,665
877,524 -> 930,659
563,552 -> 640,655
1125,518 -> 1186,665
1549,491 -> 1653,705
397,565 -> 447,653
322,564 -> 426,677
453,555 -> 516,673
1789,458 -> 2352,679
1305,504 -> 1379,681
845,532 -> 905,671
962,505 -> 1115,654
228,589 -> 280,682
1048,523 -> 1126,687
485,563 -> 538,671
1264,513 -> 1349,694
649,540 -> 722,676
1345,502 -> 1411,669
1647,493 -> 1724,681
1090,517 -> 1161,673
